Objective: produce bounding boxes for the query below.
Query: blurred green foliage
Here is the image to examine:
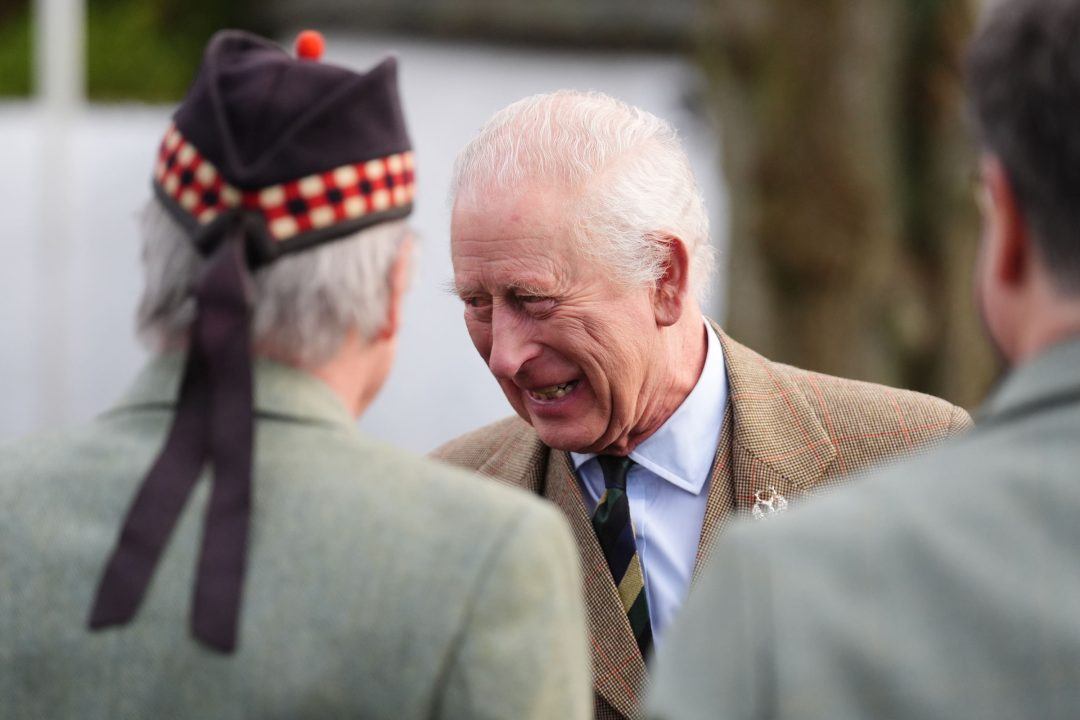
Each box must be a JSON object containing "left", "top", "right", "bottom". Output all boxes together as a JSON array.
[
  {"left": 87, "top": 0, "right": 256, "bottom": 101},
  {"left": 0, "top": 0, "right": 263, "bottom": 101},
  {"left": 0, "top": 1, "right": 32, "bottom": 97}
]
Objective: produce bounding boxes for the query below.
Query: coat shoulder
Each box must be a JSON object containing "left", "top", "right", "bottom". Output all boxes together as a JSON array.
[
  {"left": 776, "top": 360, "right": 973, "bottom": 447},
  {"left": 431, "top": 415, "right": 539, "bottom": 471}
]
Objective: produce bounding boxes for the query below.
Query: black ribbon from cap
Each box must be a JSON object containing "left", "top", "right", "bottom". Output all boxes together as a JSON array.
[{"left": 88, "top": 210, "right": 264, "bottom": 653}]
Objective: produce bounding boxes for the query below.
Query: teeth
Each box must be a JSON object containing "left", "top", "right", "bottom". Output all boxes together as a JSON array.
[{"left": 529, "top": 381, "right": 577, "bottom": 400}]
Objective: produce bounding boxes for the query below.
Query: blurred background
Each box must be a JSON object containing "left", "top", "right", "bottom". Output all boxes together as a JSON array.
[{"left": 0, "top": 0, "right": 995, "bottom": 453}]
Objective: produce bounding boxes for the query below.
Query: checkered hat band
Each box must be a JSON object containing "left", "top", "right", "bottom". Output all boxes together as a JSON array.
[{"left": 153, "top": 123, "right": 416, "bottom": 242}]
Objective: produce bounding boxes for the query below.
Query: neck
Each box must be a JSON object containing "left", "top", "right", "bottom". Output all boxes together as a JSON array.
[
  {"left": 1008, "top": 279, "right": 1080, "bottom": 366},
  {"left": 267, "top": 330, "right": 390, "bottom": 419},
  {"left": 1013, "top": 311, "right": 1080, "bottom": 366},
  {"left": 621, "top": 313, "right": 708, "bottom": 454}
]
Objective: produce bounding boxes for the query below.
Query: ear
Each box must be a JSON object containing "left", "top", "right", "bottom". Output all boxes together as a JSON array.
[
  {"left": 651, "top": 233, "right": 692, "bottom": 327},
  {"left": 375, "top": 235, "right": 414, "bottom": 341},
  {"left": 982, "top": 156, "right": 1030, "bottom": 288}
]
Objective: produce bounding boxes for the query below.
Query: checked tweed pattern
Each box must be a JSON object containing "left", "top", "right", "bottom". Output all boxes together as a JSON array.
[
  {"left": 592, "top": 456, "right": 652, "bottom": 658},
  {"left": 433, "top": 323, "right": 973, "bottom": 720}
]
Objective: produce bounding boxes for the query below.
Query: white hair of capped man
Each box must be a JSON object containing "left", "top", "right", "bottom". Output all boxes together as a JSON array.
[
  {"left": 136, "top": 198, "right": 408, "bottom": 368},
  {"left": 450, "top": 90, "right": 715, "bottom": 300}
]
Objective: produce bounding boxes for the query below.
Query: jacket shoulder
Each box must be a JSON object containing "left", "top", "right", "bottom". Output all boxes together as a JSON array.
[
  {"left": 776, "top": 361, "right": 973, "bottom": 447},
  {"left": 431, "top": 415, "right": 539, "bottom": 471}
]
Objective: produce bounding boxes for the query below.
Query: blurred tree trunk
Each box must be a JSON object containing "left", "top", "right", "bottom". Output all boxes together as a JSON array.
[{"left": 699, "top": 0, "right": 998, "bottom": 409}]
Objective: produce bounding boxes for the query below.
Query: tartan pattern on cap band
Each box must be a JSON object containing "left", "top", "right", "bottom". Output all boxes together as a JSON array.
[{"left": 153, "top": 123, "right": 416, "bottom": 242}]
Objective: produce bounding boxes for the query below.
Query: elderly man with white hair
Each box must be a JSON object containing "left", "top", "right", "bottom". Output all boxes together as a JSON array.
[
  {"left": 433, "top": 90, "right": 972, "bottom": 720},
  {"left": 0, "top": 32, "right": 590, "bottom": 719}
]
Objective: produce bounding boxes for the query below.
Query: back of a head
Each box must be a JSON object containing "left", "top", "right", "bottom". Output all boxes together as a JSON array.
[
  {"left": 451, "top": 91, "right": 715, "bottom": 300},
  {"left": 137, "top": 198, "right": 407, "bottom": 369},
  {"left": 86, "top": 29, "right": 418, "bottom": 655},
  {"left": 968, "top": 0, "right": 1080, "bottom": 293}
]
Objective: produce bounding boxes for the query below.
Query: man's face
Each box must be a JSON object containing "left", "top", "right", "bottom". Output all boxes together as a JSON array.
[{"left": 451, "top": 185, "right": 662, "bottom": 454}]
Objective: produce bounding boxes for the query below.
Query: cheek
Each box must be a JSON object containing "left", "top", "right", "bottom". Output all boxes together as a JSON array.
[
  {"left": 464, "top": 317, "right": 492, "bottom": 360},
  {"left": 560, "top": 321, "right": 635, "bottom": 389}
]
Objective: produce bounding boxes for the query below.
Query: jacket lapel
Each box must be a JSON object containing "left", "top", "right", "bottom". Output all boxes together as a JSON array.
[
  {"left": 544, "top": 450, "right": 645, "bottom": 720},
  {"left": 711, "top": 323, "right": 837, "bottom": 518},
  {"left": 474, "top": 418, "right": 549, "bottom": 494},
  {"left": 692, "top": 403, "right": 735, "bottom": 580},
  {"left": 467, "top": 325, "right": 836, "bottom": 719}
]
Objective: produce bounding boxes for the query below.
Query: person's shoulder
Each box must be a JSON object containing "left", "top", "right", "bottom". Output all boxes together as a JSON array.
[
  {"left": 655, "top": 416, "right": 1068, "bottom": 719},
  {"left": 651, "top": 434, "right": 986, "bottom": 719},
  {"left": 265, "top": 418, "right": 555, "bottom": 527},
  {"left": 715, "top": 325, "right": 972, "bottom": 444},
  {"left": 786, "top": 362, "right": 970, "bottom": 433},
  {"left": 336, "top": 432, "right": 579, "bottom": 616},
  {"left": 708, "top": 419, "right": 1036, "bottom": 644},
  {"left": 430, "top": 415, "right": 543, "bottom": 472},
  {"left": 723, "top": 425, "right": 989, "bottom": 568},
  {"left": 0, "top": 420, "right": 133, "bottom": 495}
]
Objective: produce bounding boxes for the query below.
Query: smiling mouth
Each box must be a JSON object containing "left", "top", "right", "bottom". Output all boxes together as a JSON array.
[{"left": 527, "top": 380, "right": 580, "bottom": 401}]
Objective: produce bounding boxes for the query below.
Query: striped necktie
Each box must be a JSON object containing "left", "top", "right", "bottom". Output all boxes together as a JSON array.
[{"left": 592, "top": 455, "right": 653, "bottom": 658}]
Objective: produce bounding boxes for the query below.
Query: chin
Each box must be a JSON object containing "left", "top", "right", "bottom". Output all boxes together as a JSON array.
[{"left": 530, "top": 420, "right": 598, "bottom": 454}]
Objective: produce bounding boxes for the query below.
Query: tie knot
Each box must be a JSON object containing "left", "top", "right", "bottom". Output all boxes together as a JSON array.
[{"left": 597, "top": 455, "right": 634, "bottom": 490}]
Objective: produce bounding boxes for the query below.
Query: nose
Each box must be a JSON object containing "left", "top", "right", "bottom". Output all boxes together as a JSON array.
[{"left": 487, "top": 304, "right": 541, "bottom": 380}]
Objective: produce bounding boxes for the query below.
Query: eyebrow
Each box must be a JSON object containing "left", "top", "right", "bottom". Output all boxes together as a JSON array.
[
  {"left": 447, "top": 279, "right": 555, "bottom": 299},
  {"left": 447, "top": 279, "right": 486, "bottom": 300},
  {"left": 506, "top": 281, "right": 553, "bottom": 297},
  {"left": 442, "top": 279, "right": 464, "bottom": 297}
]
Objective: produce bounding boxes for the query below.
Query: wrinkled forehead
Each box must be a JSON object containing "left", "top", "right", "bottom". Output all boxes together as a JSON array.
[{"left": 449, "top": 184, "right": 592, "bottom": 292}]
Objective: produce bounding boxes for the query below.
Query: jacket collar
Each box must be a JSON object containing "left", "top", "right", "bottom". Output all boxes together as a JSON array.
[
  {"left": 110, "top": 352, "right": 356, "bottom": 429},
  {"left": 545, "top": 451, "right": 647, "bottom": 719},
  {"left": 980, "top": 336, "right": 1080, "bottom": 423},
  {"left": 712, "top": 320, "right": 837, "bottom": 496},
  {"left": 569, "top": 319, "right": 727, "bottom": 496},
  {"left": 476, "top": 322, "right": 839, "bottom": 719}
]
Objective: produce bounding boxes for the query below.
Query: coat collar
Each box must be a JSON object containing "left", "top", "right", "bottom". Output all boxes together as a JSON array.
[
  {"left": 690, "top": 322, "right": 839, "bottom": 574},
  {"left": 479, "top": 321, "right": 838, "bottom": 719},
  {"left": 545, "top": 451, "right": 647, "bottom": 719},
  {"left": 711, "top": 320, "right": 837, "bottom": 502},
  {"left": 110, "top": 352, "right": 356, "bottom": 430},
  {"left": 980, "top": 336, "right": 1080, "bottom": 423},
  {"left": 469, "top": 419, "right": 645, "bottom": 717}
]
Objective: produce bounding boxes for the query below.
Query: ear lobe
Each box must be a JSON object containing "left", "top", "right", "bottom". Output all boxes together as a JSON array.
[
  {"left": 983, "top": 158, "right": 1029, "bottom": 287},
  {"left": 376, "top": 235, "right": 414, "bottom": 341},
  {"left": 652, "top": 233, "right": 691, "bottom": 327}
]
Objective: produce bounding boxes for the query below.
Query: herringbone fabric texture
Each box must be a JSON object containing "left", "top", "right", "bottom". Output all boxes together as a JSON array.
[
  {"left": 592, "top": 456, "right": 652, "bottom": 658},
  {"left": 433, "top": 323, "right": 973, "bottom": 720}
]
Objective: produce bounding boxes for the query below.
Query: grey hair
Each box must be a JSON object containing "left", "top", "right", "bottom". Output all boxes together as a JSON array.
[
  {"left": 450, "top": 90, "right": 714, "bottom": 300},
  {"left": 136, "top": 198, "right": 408, "bottom": 367}
]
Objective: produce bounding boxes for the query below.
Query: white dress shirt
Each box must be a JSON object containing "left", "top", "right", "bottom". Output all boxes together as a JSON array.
[{"left": 571, "top": 320, "right": 728, "bottom": 646}]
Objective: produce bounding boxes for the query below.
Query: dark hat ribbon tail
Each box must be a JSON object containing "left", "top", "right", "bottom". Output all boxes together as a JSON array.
[{"left": 89, "top": 218, "right": 256, "bottom": 653}]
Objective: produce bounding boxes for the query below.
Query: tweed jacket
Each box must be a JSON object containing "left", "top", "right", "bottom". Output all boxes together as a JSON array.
[
  {"left": 0, "top": 355, "right": 591, "bottom": 720},
  {"left": 647, "top": 337, "right": 1080, "bottom": 720},
  {"left": 432, "top": 324, "right": 972, "bottom": 720}
]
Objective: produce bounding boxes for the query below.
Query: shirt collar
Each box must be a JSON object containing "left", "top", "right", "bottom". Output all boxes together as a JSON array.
[
  {"left": 570, "top": 318, "right": 728, "bottom": 496},
  {"left": 979, "top": 336, "right": 1080, "bottom": 422}
]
